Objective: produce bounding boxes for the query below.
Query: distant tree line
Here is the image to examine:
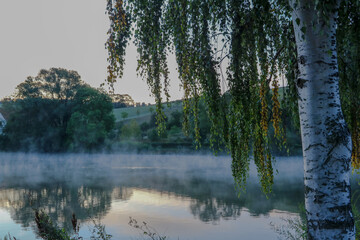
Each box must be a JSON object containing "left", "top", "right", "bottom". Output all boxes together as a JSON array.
[
  {"left": 0, "top": 68, "right": 115, "bottom": 152},
  {"left": 110, "top": 93, "right": 135, "bottom": 108},
  {"left": 0, "top": 68, "right": 301, "bottom": 154}
]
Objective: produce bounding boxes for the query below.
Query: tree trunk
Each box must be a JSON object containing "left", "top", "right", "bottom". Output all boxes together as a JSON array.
[{"left": 291, "top": 0, "right": 355, "bottom": 239}]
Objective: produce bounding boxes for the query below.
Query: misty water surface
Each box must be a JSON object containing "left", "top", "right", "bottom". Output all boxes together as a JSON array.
[{"left": 0, "top": 153, "right": 358, "bottom": 239}]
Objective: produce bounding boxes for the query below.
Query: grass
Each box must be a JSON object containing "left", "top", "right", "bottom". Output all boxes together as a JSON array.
[
  {"left": 113, "top": 101, "right": 182, "bottom": 122},
  {"left": 272, "top": 201, "right": 360, "bottom": 240}
]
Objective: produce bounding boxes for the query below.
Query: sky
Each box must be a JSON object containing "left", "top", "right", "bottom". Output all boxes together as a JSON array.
[{"left": 0, "top": 0, "right": 183, "bottom": 104}]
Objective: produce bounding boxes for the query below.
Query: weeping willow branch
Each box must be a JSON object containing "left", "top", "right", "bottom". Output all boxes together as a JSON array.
[{"left": 105, "top": 0, "right": 360, "bottom": 195}]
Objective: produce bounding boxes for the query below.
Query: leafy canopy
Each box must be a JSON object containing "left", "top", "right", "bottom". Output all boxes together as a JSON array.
[
  {"left": 16, "top": 68, "right": 83, "bottom": 101},
  {"left": 67, "top": 86, "right": 116, "bottom": 151},
  {"left": 106, "top": 0, "right": 360, "bottom": 193},
  {"left": 1, "top": 69, "right": 115, "bottom": 152}
]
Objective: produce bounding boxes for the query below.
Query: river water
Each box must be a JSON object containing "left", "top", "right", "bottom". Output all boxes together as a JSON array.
[{"left": 0, "top": 153, "right": 357, "bottom": 239}]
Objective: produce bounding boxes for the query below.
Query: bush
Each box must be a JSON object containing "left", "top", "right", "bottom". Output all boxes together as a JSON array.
[{"left": 121, "top": 120, "right": 141, "bottom": 140}]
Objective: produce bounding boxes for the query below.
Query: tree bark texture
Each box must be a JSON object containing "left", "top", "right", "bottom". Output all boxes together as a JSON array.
[{"left": 291, "top": 0, "right": 355, "bottom": 239}]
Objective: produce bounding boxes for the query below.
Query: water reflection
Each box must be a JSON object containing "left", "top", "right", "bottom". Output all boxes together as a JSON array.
[
  {"left": 0, "top": 177, "right": 304, "bottom": 229},
  {"left": 0, "top": 153, "right": 308, "bottom": 236},
  {"left": 0, "top": 185, "right": 120, "bottom": 232},
  {"left": 4, "top": 153, "right": 356, "bottom": 239}
]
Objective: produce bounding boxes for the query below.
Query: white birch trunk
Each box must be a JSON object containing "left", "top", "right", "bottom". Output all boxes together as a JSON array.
[{"left": 291, "top": 0, "right": 355, "bottom": 239}]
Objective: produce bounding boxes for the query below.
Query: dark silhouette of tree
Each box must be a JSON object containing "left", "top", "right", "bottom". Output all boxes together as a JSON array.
[
  {"left": 0, "top": 69, "right": 115, "bottom": 152},
  {"left": 16, "top": 68, "right": 84, "bottom": 101}
]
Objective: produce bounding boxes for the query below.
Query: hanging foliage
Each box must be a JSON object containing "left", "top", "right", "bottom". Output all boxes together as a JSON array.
[
  {"left": 106, "top": 0, "right": 360, "bottom": 194},
  {"left": 338, "top": 0, "right": 360, "bottom": 168},
  {"left": 105, "top": 0, "right": 131, "bottom": 90}
]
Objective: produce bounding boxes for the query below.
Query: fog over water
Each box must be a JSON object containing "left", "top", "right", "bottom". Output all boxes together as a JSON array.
[
  {"left": 0, "top": 153, "right": 357, "bottom": 239},
  {"left": 0, "top": 152, "right": 303, "bottom": 184}
]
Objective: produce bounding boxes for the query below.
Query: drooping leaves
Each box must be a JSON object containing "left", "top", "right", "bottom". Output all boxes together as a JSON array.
[
  {"left": 105, "top": 0, "right": 131, "bottom": 91},
  {"left": 106, "top": 0, "right": 360, "bottom": 194},
  {"left": 338, "top": 0, "right": 360, "bottom": 168}
]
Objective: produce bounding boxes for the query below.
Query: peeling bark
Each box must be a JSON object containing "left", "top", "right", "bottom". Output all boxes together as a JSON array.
[{"left": 291, "top": 0, "right": 355, "bottom": 239}]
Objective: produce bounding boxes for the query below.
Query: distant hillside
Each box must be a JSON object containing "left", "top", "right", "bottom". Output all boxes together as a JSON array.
[
  {"left": 110, "top": 94, "right": 302, "bottom": 155},
  {"left": 113, "top": 100, "right": 183, "bottom": 124}
]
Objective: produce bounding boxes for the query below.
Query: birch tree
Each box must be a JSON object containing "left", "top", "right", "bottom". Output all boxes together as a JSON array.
[
  {"left": 291, "top": 0, "right": 355, "bottom": 238},
  {"left": 105, "top": 0, "right": 360, "bottom": 238}
]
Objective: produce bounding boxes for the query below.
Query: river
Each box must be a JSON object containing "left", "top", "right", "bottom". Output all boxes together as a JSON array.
[{"left": 0, "top": 153, "right": 357, "bottom": 239}]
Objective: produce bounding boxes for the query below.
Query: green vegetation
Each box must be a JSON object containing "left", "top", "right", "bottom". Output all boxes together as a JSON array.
[
  {"left": 112, "top": 99, "right": 213, "bottom": 152},
  {"left": 106, "top": 1, "right": 359, "bottom": 236},
  {"left": 121, "top": 111, "right": 129, "bottom": 119},
  {"left": 111, "top": 96, "right": 301, "bottom": 154},
  {"left": 0, "top": 68, "right": 301, "bottom": 154},
  {"left": 66, "top": 87, "right": 115, "bottom": 151},
  {"left": 113, "top": 100, "right": 182, "bottom": 122},
  {"left": 129, "top": 217, "right": 168, "bottom": 240},
  {"left": 0, "top": 98, "right": 72, "bottom": 152},
  {"left": 34, "top": 210, "right": 112, "bottom": 240},
  {"left": 0, "top": 68, "right": 115, "bottom": 152}
]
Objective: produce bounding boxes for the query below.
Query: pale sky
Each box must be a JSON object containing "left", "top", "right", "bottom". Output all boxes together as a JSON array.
[{"left": 0, "top": 0, "right": 183, "bottom": 103}]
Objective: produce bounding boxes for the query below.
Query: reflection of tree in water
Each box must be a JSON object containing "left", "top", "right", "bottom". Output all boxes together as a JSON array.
[
  {"left": 0, "top": 168, "right": 306, "bottom": 228},
  {"left": 189, "top": 198, "right": 242, "bottom": 223},
  {"left": 0, "top": 183, "right": 133, "bottom": 233},
  {"left": 186, "top": 178, "right": 360, "bottom": 223},
  {"left": 0, "top": 154, "right": 337, "bottom": 228},
  {"left": 182, "top": 177, "right": 303, "bottom": 223},
  {"left": 116, "top": 171, "right": 304, "bottom": 223},
  {"left": 4, "top": 172, "right": 359, "bottom": 227}
]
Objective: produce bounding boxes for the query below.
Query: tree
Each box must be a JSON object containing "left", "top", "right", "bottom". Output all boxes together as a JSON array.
[
  {"left": 66, "top": 86, "right": 115, "bottom": 151},
  {"left": 120, "top": 120, "right": 141, "bottom": 140},
  {"left": 0, "top": 98, "right": 70, "bottom": 152},
  {"left": 16, "top": 68, "right": 84, "bottom": 101},
  {"left": 105, "top": 0, "right": 360, "bottom": 238},
  {"left": 168, "top": 110, "right": 182, "bottom": 130},
  {"left": 291, "top": 1, "right": 355, "bottom": 238},
  {"left": 1, "top": 69, "right": 115, "bottom": 152}
]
